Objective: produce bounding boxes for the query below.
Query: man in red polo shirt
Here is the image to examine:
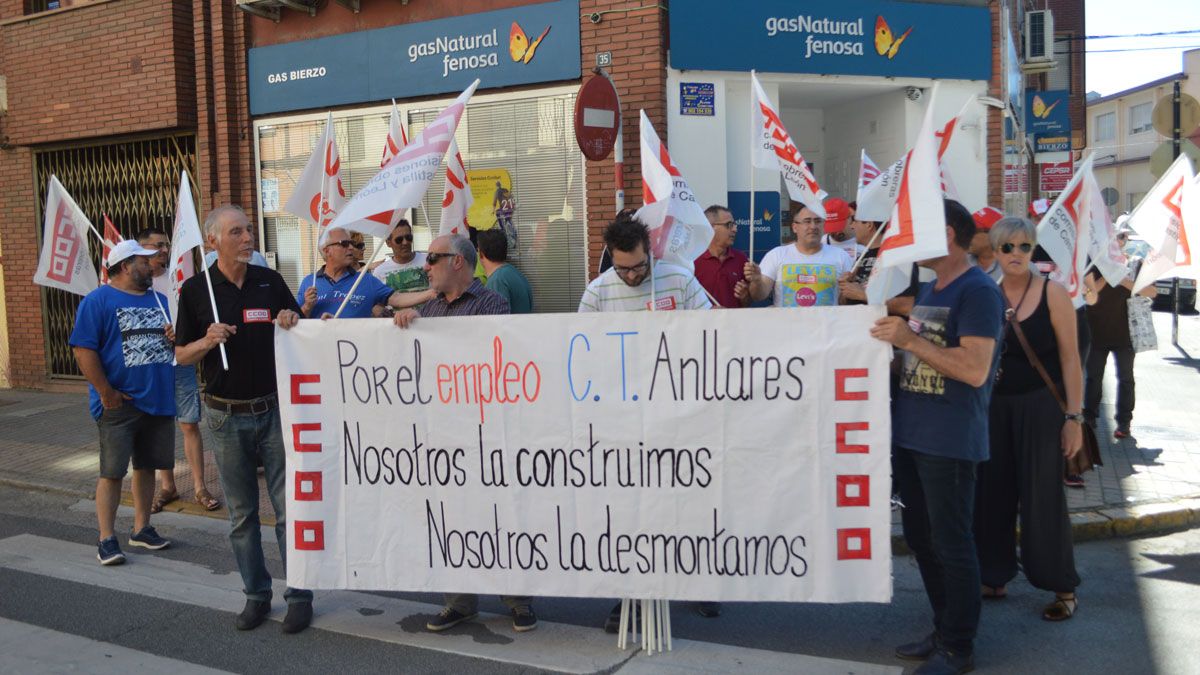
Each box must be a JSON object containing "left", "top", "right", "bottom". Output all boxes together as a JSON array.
[{"left": 693, "top": 205, "right": 750, "bottom": 308}]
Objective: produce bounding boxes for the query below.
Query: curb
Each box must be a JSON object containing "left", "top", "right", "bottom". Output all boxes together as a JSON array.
[{"left": 2, "top": 475, "right": 1195, "bottom": 553}]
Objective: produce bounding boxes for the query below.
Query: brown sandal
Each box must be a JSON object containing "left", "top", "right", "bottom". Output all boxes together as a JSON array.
[
  {"left": 1042, "top": 594, "right": 1077, "bottom": 621},
  {"left": 982, "top": 585, "right": 1008, "bottom": 599},
  {"left": 150, "top": 488, "right": 179, "bottom": 514},
  {"left": 193, "top": 489, "right": 221, "bottom": 511}
]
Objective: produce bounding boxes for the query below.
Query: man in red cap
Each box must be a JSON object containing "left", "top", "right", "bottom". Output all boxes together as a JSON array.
[
  {"left": 969, "top": 206, "right": 1004, "bottom": 282},
  {"left": 820, "top": 197, "right": 864, "bottom": 258}
]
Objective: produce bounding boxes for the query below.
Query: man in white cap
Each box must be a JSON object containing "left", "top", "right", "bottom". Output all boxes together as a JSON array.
[{"left": 69, "top": 240, "right": 177, "bottom": 566}]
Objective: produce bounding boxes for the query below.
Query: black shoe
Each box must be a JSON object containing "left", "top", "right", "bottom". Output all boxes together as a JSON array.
[
  {"left": 235, "top": 599, "right": 271, "bottom": 631},
  {"left": 511, "top": 606, "right": 538, "bottom": 632},
  {"left": 912, "top": 648, "right": 974, "bottom": 675},
  {"left": 281, "top": 601, "right": 313, "bottom": 634},
  {"left": 895, "top": 632, "right": 939, "bottom": 661},
  {"left": 426, "top": 607, "right": 477, "bottom": 632},
  {"left": 603, "top": 601, "right": 622, "bottom": 634},
  {"left": 695, "top": 601, "right": 722, "bottom": 618}
]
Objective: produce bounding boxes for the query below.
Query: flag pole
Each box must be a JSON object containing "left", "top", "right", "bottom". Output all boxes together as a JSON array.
[
  {"left": 749, "top": 71, "right": 757, "bottom": 261},
  {"left": 850, "top": 222, "right": 888, "bottom": 275},
  {"left": 200, "top": 260, "right": 230, "bottom": 371},
  {"left": 333, "top": 241, "right": 389, "bottom": 318}
]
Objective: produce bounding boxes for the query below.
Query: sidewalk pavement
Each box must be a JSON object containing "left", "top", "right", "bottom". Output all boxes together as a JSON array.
[{"left": 1, "top": 311, "right": 1198, "bottom": 546}]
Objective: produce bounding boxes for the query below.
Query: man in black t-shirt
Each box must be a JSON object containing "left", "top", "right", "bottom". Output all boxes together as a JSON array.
[
  {"left": 175, "top": 204, "right": 314, "bottom": 635},
  {"left": 837, "top": 211, "right": 919, "bottom": 315}
]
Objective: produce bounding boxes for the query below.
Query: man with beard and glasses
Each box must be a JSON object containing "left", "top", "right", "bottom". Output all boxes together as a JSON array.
[{"left": 70, "top": 240, "right": 177, "bottom": 566}]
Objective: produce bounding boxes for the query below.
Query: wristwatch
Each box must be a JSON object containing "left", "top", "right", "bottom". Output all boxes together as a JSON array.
[{"left": 1064, "top": 412, "right": 1084, "bottom": 423}]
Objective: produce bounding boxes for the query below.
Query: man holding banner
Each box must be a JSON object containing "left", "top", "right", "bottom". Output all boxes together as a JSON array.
[
  {"left": 70, "top": 240, "right": 176, "bottom": 566},
  {"left": 870, "top": 200, "right": 1004, "bottom": 675},
  {"left": 174, "top": 205, "right": 314, "bottom": 634}
]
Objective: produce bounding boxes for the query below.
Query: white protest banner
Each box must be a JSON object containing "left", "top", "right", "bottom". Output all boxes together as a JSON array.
[
  {"left": 859, "top": 150, "right": 881, "bottom": 189},
  {"left": 751, "top": 72, "right": 826, "bottom": 218},
  {"left": 98, "top": 214, "right": 123, "bottom": 286},
  {"left": 277, "top": 307, "right": 892, "bottom": 603},
  {"left": 167, "top": 171, "right": 203, "bottom": 329},
  {"left": 1131, "top": 154, "right": 1195, "bottom": 292},
  {"left": 330, "top": 79, "right": 480, "bottom": 240},
  {"left": 1036, "top": 155, "right": 1094, "bottom": 307},
  {"left": 437, "top": 136, "right": 472, "bottom": 237},
  {"left": 34, "top": 175, "right": 99, "bottom": 297},
  {"left": 1086, "top": 175, "right": 1129, "bottom": 287},
  {"left": 380, "top": 99, "right": 409, "bottom": 168},
  {"left": 636, "top": 111, "right": 713, "bottom": 269},
  {"left": 284, "top": 111, "right": 346, "bottom": 235}
]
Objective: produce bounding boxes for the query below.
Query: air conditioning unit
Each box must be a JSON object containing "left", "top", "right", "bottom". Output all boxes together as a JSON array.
[{"left": 1025, "top": 10, "right": 1054, "bottom": 63}]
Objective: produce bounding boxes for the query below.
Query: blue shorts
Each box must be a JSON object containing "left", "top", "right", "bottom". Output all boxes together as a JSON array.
[{"left": 175, "top": 366, "right": 201, "bottom": 424}]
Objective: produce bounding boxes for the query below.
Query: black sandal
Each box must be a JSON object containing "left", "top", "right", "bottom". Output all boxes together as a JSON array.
[{"left": 1042, "top": 594, "right": 1077, "bottom": 621}]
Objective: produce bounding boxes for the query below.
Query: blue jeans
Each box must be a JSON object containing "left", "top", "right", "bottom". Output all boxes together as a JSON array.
[
  {"left": 207, "top": 404, "right": 312, "bottom": 605},
  {"left": 893, "top": 446, "right": 980, "bottom": 654}
]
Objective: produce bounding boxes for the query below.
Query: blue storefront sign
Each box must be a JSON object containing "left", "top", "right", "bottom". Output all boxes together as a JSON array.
[
  {"left": 728, "top": 191, "right": 781, "bottom": 264},
  {"left": 248, "top": 0, "right": 581, "bottom": 115},
  {"left": 1025, "top": 89, "right": 1071, "bottom": 136},
  {"left": 670, "top": 0, "right": 990, "bottom": 81},
  {"left": 680, "top": 82, "right": 715, "bottom": 116},
  {"left": 1034, "top": 134, "right": 1070, "bottom": 154}
]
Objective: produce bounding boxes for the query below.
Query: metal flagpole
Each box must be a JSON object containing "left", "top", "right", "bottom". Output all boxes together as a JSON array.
[
  {"left": 200, "top": 258, "right": 230, "bottom": 371},
  {"left": 749, "top": 71, "right": 757, "bottom": 261},
  {"left": 332, "top": 242, "right": 389, "bottom": 319}
]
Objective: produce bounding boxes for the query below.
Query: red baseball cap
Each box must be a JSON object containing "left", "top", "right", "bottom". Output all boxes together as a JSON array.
[
  {"left": 823, "top": 197, "right": 851, "bottom": 234},
  {"left": 972, "top": 206, "right": 1004, "bottom": 232}
]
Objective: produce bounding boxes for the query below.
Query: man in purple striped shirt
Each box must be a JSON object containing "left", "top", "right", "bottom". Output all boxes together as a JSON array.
[{"left": 391, "top": 234, "right": 534, "bottom": 633}]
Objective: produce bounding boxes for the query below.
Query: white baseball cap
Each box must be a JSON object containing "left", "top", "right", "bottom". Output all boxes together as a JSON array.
[{"left": 106, "top": 239, "right": 158, "bottom": 269}]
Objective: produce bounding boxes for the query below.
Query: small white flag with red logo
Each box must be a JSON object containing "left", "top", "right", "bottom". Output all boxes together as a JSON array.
[
  {"left": 1035, "top": 155, "right": 1095, "bottom": 307},
  {"left": 1131, "top": 154, "right": 1196, "bottom": 293},
  {"left": 866, "top": 87, "right": 947, "bottom": 305},
  {"left": 330, "top": 79, "right": 480, "bottom": 240},
  {"left": 635, "top": 110, "right": 712, "bottom": 269},
  {"left": 167, "top": 171, "right": 203, "bottom": 328},
  {"left": 98, "top": 213, "right": 124, "bottom": 285},
  {"left": 34, "top": 176, "right": 99, "bottom": 297},
  {"left": 438, "top": 136, "right": 473, "bottom": 237},
  {"left": 858, "top": 150, "right": 881, "bottom": 190},
  {"left": 751, "top": 72, "right": 826, "bottom": 218},
  {"left": 1086, "top": 174, "right": 1129, "bottom": 287},
  {"left": 283, "top": 111, "right": 346, "bottom": 238},
  {"left": 380, "top": 99, "right": 409, "bottom": 169},
  {"left": 856, "top": 100, "right": 969, "bottom": 222}
]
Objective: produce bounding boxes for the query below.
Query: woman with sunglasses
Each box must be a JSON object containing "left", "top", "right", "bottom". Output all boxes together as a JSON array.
[{"left": 973, "top": 216, "right": 1083, "bottom": 622}]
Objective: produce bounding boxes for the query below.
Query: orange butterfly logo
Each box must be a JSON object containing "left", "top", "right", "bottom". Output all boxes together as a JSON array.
[
  {"left": 1031, "top": 94, "right": 1061, "bottom": 119},
  {"left": 874, "top": 16, "right": 912, "bottom": 59},
  {"left": 509, "top": 21, "right": 551, "bottom": 64}
]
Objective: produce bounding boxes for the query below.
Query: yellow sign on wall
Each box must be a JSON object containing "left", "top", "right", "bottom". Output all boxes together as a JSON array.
[{"left": 466, "top": 168, "right": 512, "bottom": 230}]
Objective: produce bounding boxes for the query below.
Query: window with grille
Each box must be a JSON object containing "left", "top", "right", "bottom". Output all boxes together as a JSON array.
[
  {"left": 1094, "top": 112, "right": 1115, "bottom": 142},
  {"left": 1129, "top": 102, "right": 1153, "bottom": 135},
  {"left": 256, "top": 91, "right": 589, "bottom": 313},
  {"left": 26, "top": 0, "right": 62, "bottom": 13}
]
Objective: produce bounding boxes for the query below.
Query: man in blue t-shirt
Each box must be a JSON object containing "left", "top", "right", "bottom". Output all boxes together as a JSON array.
[
  {"left": 69, "top": 240, "right": 178, "bottom": 566},
  {"left": 297, "top": 227, "right": 433, "bottom": 318},
  {"left": 870, "top": 200, "right": 1004, "bottom": 675}
]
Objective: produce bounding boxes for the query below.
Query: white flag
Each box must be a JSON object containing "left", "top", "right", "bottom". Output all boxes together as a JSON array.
[
  {"left": 866, "top": 87, "right": 947, "bottom": 305},
  {"left": 1035, "top": 155, "right": 1094, "bottom": 307},
  {"left": 1131, "top": 154, "right": 1195, "bottom": 292},
  {"left": 1086, "top": 175, "right": 1129, "bottom": 287},
  {"left": 438, "top": 136, "right": 473, "bottom": 237},
  {"left": 380, "top": 99, "right": 409, "bottom": 168},
  {"left": 283, "top": 111, "right": 346, "bottom": 236},
  {"left": 635, "top": 111, "right": 713, "bottom": 269},
  {"left": 34, "top": 175, "right": 99, "bottom": 297},
  {"left": 167, "top": 171, "right": 203, "bottom": 328},
  {"left": 857, "top": 100, "right": 969, "bottom": 222},
  {"left": 750, "top": 72, "right": 826, "bottom": 218},
  {"left": 330, "top": 80, "right": 480, "bottom": 240},
  {"left": 1177, "top": 173, "right": 1200, "bottom": 280}
]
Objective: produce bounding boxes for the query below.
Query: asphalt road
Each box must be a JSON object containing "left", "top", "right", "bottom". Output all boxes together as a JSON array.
[{"left": 0, "top": 484, "right": 1196, "bottom": 674}]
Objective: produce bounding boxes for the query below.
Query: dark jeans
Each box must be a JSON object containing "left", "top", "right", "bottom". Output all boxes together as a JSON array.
[
  {"left": 893, "top": 446, "right": 981, "bottom": 654},
  {"left": 975, "top": 387, "right": 1080, "bottom": 593},
  {"left": 1084, "top": 345, "right": 1135, "bottom": 429}
]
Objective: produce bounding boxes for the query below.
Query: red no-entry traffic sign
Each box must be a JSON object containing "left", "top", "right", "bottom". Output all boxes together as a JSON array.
[{"left": 574, "top": 73, "right": 621, "bottom": 161}]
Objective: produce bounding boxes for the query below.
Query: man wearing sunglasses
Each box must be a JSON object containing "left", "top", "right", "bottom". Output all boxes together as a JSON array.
[
  {"left": 297, "top": 227, "right": 432, "bottom": 319},
  {"left": 371, "top": 220, "right": 430, "bottom": 298}
]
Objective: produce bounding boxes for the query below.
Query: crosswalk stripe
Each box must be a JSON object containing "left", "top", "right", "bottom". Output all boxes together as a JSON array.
[
  {"left": 0, "top": 534, "right": 898, "bottom": 674},
  {"left": 0, "top": 616, "right": 233, "bottom": 675}
]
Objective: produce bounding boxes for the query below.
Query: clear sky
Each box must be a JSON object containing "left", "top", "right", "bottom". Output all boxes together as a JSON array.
[{"left": 1085, "top": 0, "right": 1199, "bottom": 96}]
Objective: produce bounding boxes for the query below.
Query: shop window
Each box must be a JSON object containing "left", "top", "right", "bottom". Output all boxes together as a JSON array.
[
  {"left": 1094, "top": 112, "right": 1115, "bottom": 142},
  {"left": 1129, "top": 102, "right": 1153, "bottom": 135},
  {"left": 26, "top": 0, "right": 62, "bottom": 13},
  {"left": 256, "top": 91, "right": 588, "bottom": 313}
]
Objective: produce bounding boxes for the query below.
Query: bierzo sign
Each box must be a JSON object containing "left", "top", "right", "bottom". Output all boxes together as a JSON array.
[{"left": 277, "top": 307, "right": 892, "bottom": 602}]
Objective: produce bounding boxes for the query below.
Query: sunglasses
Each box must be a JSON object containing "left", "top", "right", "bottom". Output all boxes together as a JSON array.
[
  {"left": 999, "top": 242, "right": 1034, "bottom": 254},
  {"left": 390, "top": 234, "right": 414, "bottom": 243},
  {"left": 425, "top": 251, "right": 458, "bottom": 265},
  {"left": 328, "top": 239, "right": 365, "bottom": 250}
]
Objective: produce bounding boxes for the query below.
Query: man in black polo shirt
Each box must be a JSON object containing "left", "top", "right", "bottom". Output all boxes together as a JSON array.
[{"left": 175, "top": 204, "right": 313, "bottom": 634}]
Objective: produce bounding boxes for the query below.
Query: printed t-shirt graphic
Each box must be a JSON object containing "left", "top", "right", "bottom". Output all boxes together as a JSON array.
[
  {"left": 118, "top": 307, "right": 175, "bottom": 367},
  {"left": 899, "top": 306, "right": 950, "bottom": 396},
  {"left": 780, "top": 263, "right": 838, "bottom": 307}
]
